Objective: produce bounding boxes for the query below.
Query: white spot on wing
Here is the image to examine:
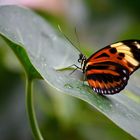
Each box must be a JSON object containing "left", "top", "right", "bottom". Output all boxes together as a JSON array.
[
  {"left": 125, "top": 54, "right": 139, "bottom": 66},
  {"left": 101, "top": 90, "right": 104, "bottom": 94},
  {"left": 108, "top": 91, "right": 111, "bottom": 94},
  {"left": 117, "top": 49, "right": 133, "bottom": 56},
  {"left": 123, "top": 69, "right": 127, "bottom": 74},
  {"left": 134, "top": 41, "right": 140, "bottom": 49},
  {"left": 111, "top": 42, "right": 123, "bottom": 48},
  {"left": 123, "top": 77, "right": 127, "bottom": 81},
  {"left": 117, "top": 45, "right": 131, "bottom": 51},
  {"left": 96, "top": 89, "right": 98, "bottom": 93}
]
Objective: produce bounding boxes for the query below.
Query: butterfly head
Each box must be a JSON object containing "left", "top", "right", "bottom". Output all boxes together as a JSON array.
[{"left": 78, "top": 53, "right": 86, "bottom": 72}]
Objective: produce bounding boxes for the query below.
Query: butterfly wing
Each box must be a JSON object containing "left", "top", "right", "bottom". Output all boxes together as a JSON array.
[{"left": 84, "top": 40, "right": 140, "bottom": 95}]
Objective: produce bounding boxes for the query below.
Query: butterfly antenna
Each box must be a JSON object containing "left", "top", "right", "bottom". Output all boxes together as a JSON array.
[
  {"left": 74, "top": 27, "right": 81, "bottom": 50},
  {"left": 58, "top": 25, "right": 82, "bottom": 53}
]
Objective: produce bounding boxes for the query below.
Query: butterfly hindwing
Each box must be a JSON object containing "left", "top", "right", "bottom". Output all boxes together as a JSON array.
[
  {"left": 84, "top": 40, "right": 140, "bottom": 95},
  {"left": 86, "top": 61, "right": 129, "bottom": 94}
]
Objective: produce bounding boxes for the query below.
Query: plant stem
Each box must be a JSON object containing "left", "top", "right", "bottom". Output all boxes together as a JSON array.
[{"left": 26, "top": 76, "right": 44, "bottom": 140}]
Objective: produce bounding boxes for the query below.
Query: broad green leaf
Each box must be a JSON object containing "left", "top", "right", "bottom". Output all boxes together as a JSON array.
[{"left": 0, "top": 5, "right": 140, "bottom": 139}]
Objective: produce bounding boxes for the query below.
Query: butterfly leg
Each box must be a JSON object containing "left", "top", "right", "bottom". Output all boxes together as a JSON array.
[{"left": 66, "top": 64, "right": 82, "bottom": 75}]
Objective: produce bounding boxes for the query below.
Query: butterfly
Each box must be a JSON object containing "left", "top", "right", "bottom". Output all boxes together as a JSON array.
[{"left": 77, "top": 40, "right": 140, "bottom": 95}]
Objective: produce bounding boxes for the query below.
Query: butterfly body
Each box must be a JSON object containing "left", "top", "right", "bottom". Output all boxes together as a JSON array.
[{"left": 79, "top": 40, "right": 140, "bottom": 95}]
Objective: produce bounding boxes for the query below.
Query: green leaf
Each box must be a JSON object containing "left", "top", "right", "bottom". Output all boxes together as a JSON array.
[{"left": 0, "top": 5, "right": 140, "bottom": 139}]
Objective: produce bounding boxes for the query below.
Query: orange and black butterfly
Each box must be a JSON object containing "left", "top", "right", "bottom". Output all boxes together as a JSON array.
[{"left": 77, "top": 40, "right": 140, "bottom": 95}]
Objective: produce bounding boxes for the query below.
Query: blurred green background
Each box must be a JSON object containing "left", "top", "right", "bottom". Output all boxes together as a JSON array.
[{"left": 0, "top": 0, "right": 140, "bottom": 139}]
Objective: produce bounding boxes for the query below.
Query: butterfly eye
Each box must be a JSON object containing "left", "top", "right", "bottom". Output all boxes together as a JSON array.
[
  {"left": 78, "top": 59, "right": 81, "bottom": 63},
  {"left": 78, "top": 58, "right": 81, "bottom": 63},
  {"left": 78, "top": 53, "right": 83, "bottom": 63}
]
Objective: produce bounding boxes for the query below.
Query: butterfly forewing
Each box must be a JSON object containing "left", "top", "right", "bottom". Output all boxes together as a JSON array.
[{"left": 84, "top": 40, "right": 140, "bottom": 95}]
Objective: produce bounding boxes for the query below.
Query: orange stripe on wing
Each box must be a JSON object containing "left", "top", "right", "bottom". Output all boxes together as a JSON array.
[
  {"left": 103, "top": 80, "right": 121, "bottom": 89},
  {"left": 88, "top": 79, "right": 96, "bottom": 88},
  {"left": 86, "top": 69, "right": 120, "bottom": 76}
]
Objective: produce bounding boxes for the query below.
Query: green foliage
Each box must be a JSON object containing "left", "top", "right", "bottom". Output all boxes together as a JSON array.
[{"left": 0, "top": 5, "right": 139, "bottom": 140}]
